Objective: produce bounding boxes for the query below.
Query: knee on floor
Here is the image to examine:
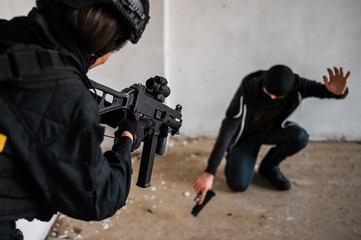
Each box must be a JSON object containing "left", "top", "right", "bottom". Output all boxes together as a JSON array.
[{"left": 227, "top": 181, "right": 250, "bottom": 192}]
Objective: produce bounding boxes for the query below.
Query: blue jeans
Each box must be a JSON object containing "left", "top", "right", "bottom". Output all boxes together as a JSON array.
[{"left": 225, "top": 122, "right": 309, "bottom": 192}]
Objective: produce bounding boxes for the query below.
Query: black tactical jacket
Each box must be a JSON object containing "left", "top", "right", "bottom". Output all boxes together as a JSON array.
[
  {"left": 0, "top": 9, "right": 133, "bottom": 221},
  {"left": 205, "top": 70, "right": 349, "bottom": 175}
]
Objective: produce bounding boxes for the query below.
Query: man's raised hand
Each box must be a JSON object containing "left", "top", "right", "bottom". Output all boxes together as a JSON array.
[{"left": 323, "top": 67, "right": 350, "bottom": 95}]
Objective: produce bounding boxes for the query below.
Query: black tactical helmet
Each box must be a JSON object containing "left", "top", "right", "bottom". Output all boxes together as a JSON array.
[{"left": 36, "top": 0, "right": 150, "bottom": 43}]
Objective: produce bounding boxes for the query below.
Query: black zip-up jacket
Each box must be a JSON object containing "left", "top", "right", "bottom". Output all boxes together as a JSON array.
[
  {"left": 0, "top": 9, "right": 133, "bottom": 221},
  {"left": 205, "top": 70, "right": 349, "bottom": 175}
]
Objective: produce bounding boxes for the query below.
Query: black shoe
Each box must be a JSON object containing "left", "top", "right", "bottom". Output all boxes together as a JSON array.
[{"left": 258, "top": 166, "right": 291, "bottom": 191}]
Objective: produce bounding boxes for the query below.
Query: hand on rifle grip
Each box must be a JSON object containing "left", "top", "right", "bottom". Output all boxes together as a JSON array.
[{"left": 115, "top": 118, "right": 152, "bottom": 152}]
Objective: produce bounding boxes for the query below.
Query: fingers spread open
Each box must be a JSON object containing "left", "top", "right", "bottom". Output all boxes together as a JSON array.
[
  {"left": 323, "top": 75, "right": 329, "bottom": 85},
  {"left": 340, "top": 67, "right": 344, "bottom": 77},
  {"left": 327, "top": 68, "right": 334, "bottom": 78}
]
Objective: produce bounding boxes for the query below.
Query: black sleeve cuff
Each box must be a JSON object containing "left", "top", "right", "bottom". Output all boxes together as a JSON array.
[
  {"left": 205, "top": 163, "right": 218, "bottom": 176},
  {"left": 334, "top": 87, "right": 349, "bottom": 99},
  {"left": 111, "top": 136, "right": 132, "bottom": 154},
  {"left": 104, "top": 137, "right": 132, "bottom": 165}
]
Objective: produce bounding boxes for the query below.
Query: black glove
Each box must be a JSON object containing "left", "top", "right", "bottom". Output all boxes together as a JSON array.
[{"left": 114, "top": 117, "right": 152, "bottom": 151}]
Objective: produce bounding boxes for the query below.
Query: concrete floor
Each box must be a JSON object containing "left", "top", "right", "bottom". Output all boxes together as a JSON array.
[{"left": 47, "top": 137, "right": 361, "bottom": 240}]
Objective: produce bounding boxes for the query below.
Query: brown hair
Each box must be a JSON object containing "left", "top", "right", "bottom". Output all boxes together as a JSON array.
[{"left": 66, "top": 4, "right": 129, "bottom": 64}]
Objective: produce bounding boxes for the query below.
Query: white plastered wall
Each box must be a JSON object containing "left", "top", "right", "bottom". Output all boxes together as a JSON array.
[{"left": 164, "top": 0, "right": 361, "bottom": 140}]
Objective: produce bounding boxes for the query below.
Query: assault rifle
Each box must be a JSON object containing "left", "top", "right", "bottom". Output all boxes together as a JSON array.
[{"left": 90, "top": 76, "right": 182, "bottom": 188}]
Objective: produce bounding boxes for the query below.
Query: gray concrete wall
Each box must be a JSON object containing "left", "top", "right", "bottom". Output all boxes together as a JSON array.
[{"left": 165, "top": 0, "right": 361, "bottom": 140}]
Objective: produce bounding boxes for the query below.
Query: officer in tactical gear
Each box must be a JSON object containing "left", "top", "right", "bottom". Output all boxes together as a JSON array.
[{"left": 0, "top": 0, "right": 150, "bottom": 239}]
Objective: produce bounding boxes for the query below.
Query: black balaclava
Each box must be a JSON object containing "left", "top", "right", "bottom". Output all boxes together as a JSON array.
[{"left": 263, "top": 65, "right": 295, "bottom": 96}]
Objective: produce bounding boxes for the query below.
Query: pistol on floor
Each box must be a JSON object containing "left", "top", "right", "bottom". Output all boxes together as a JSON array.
[{"left": 191, "top": 190, "right": 216, "bottom": 217}]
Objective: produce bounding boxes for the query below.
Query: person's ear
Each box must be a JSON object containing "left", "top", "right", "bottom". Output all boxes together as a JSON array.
[{"left": 88, "top": 51, "right": 113, "bottom": 70}]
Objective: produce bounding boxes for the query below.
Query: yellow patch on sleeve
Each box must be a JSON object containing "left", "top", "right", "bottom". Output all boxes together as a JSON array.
[{"left": 0, "top": 134, "right": 7, "bottom": 153}]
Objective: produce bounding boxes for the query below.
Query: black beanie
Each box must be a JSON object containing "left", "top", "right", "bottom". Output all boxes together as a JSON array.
[{"left": 264, "top": 65, "right": 295, "bottom": 96}]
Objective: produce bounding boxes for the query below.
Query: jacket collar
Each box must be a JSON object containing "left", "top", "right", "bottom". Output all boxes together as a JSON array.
[{"left": 27, "top": 8, "right": 92, "bottom": 87}]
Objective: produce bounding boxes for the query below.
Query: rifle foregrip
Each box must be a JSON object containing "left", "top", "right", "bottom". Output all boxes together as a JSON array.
[{"left": 156, "top": 137, "right": 167, "bottom": 155}]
